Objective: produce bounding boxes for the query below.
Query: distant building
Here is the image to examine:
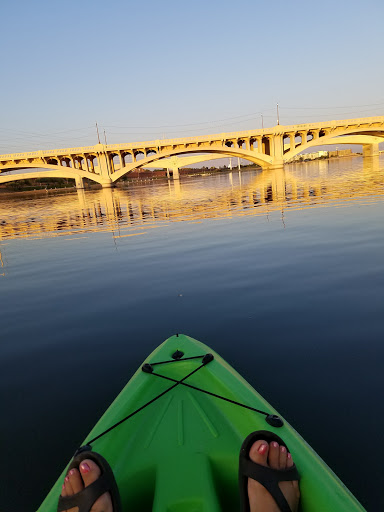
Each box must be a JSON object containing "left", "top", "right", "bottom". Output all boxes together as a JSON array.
[{"left": 290, "top": 149, "right": 352, "bottom": 162}]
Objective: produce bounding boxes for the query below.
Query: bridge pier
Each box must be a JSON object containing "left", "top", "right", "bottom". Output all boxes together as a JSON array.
[
  {"left": 269, "top": 161, "right": 284, "bottom": 170},
  {"left": 166, "top": 167, "right": 179, "bottom": 179},
  {"left": 101, "top": 180, "right": 115, "bottom": 188},
  {"left": 269, "top": 134, "right": 285, "bottom": 170},
  {"left": 363, "top": 143, "right": 380, "bottom": 158},
  {"left": 75, "top": 176, "right": 85, "bottom": 189}
]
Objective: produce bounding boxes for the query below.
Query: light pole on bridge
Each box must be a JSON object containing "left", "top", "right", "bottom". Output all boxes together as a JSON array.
[{"left": 95, "top": 122, "right": 101, "bottom": 144}]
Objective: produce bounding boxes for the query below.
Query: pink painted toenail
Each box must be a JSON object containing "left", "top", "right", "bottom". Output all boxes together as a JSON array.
[
  {"left": 65, "top": 476, "right": 69, "bottom": 482},
  {"left": 280, "top": 446, "right": 286, "bottom": 453},
  {"left": 287, "top": 453, "right": 292, "bottom": 459},
  {"left": 272, "top": 442, "right": 278, "bottom": 448},
  {"left": 80, "top": 462, "right": 91, "bottom": 473},
  {"left": 258, "top": 443, "right": 267, "bottom": 454},
  {"left": 62, "top": 484, "right": 65, "bottom": 490},
  {"left": 69, "top": 469, "right": 75, "bottom": 475}
]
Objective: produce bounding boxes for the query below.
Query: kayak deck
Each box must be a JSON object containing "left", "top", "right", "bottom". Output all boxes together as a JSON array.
[{"left": 38, "top": 334, "right": 365, "bottom": 512}]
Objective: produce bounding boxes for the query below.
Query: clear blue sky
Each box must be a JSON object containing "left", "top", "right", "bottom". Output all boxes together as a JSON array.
[{"left": 2, "top": 0, "right": 384, "bottom": 152}]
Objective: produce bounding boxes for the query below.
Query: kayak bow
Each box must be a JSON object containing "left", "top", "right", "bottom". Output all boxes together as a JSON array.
[{"left": 38, "top": 334, "right": 365, "bottom": 512}]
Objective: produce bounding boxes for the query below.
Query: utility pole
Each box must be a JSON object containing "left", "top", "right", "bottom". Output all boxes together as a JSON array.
[
  {"left": 104, "top": 130, "right": 111, "bottom": 176},
  {"left": 261, "top": 114, "right": 264, "bottom": 129},
  {"left": 277, "top": 103, "right": 280, "bottom": 125},
  {"left": 95, "top": 122, "right": 101, "bottom": 144}
]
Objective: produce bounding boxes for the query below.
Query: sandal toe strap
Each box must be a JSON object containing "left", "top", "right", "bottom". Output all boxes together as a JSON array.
[
  {"left": 240, "top": 459, "right": 299, "bottom": 512},
  {"left": 57, "top": 473, "right": 110, "bottom": 512}
]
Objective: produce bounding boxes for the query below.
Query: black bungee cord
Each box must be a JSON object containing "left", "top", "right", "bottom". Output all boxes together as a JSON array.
[{"left": 77, "top": 351, "right": 283, "bottom": 456}]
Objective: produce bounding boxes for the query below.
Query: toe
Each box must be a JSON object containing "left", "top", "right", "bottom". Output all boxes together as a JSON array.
[
  {"left": 268, "top": 441, "right": 280, "bottom": 469},
  {"left": 286, "top": 452, "right": 294, "bottom": 469},
  {"left": 79, "top": 458, "right": 113, "bottom": 512},
  {"left": 249, "top": 440, "right": 269, "bottom": 466},
  {"left": 61, "top": 483, "right": 67, "bottom": 497},
  {"left": 64, "top": 474, "right": 73, "bottom": 495},
  {"left": 68, "top": 468, "right": 84, "bottom": 494},
  {"left": 79, "top": 459, "right": 101, "bottom": 486},
  {"left": 279, "top": 445, "right": 287, "bottom": 470}
]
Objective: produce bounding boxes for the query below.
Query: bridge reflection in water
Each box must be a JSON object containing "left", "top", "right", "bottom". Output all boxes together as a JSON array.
[{"left": 0, "top": 155, "right": 383, "bottom": 242}]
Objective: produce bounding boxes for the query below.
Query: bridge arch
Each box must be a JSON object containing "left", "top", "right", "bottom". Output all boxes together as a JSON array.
[
  {"left": 284, "top": 126, "right": 384, "bottom": 161},
  {"left": 111, "top": 146, "right": 273, "bottom": 182},
  {"left": 0, "top": 164, "right": 106, "bottom": 186}
]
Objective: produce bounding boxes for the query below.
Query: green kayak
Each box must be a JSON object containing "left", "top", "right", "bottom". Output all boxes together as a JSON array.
[{"left": 38, "top": 334, "right": 365, "bottom": 512}]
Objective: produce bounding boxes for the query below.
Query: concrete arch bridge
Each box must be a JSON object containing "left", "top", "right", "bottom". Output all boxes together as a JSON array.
[{"left": 0, "top": 115, "right": 383, "bottom": 189}]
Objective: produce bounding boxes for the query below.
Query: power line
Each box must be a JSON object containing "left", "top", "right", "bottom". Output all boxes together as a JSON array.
[
  {"left": 281, "top": 100, "right": 384, "bottom": 110},
  {"left": 102, "top": 109, "right": 276, "bottom": 130},
  {"left": 0, "top": 126, "right": 94, "bottom": 137},
  {"left": 279, "top": 106, "right": 384, "bottom": 119}
]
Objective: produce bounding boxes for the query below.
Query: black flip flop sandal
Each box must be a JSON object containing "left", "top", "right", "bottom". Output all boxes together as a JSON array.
[
  {"left": 239, "top": 430, "right": 300, "bottom": 512},
  {"left": 57, "top": 447, "right": 122, "bottom": 512}
]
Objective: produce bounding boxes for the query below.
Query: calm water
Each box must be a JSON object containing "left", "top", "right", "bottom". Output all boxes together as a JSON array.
[{"left": 1, "top": 156, "right": 384, "bottom": 511}]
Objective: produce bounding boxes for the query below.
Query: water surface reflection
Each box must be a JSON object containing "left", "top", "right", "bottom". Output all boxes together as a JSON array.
[{"left": 0, "top": 156, "right": 383, "bottom": 242}]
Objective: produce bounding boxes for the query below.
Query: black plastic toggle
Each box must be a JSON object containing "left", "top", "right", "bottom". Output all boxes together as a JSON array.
[
  {"left": 266, "top": 414, "right": 284, "bottom": 428},
  {"left": 202, "top": 353, "right": 214, "bottom": 365},
  {"left": 142, "top": 363, "right": 154, "bottom": 373},
  {"left": 172, "top": 350, "right": 184, "bottom": 360},
  {"left": 74, "top": 444, "right": 92, "bottom": 457}
]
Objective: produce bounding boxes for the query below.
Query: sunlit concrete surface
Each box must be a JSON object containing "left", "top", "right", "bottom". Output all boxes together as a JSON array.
[{"left": 0, "top": 116, "right": 383, "bottom": 189}]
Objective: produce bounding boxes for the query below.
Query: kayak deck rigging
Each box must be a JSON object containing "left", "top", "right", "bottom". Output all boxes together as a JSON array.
[{"left": 86, "top": 350, "right": 283, "bottom": 449}]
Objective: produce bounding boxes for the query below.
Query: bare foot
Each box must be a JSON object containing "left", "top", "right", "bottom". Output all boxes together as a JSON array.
[
  {"left": 248, "top": 440, "right": 300, "bottom": 512},
  {"left": 61, "top": 458, "right": 113, "bottom": 512}
]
